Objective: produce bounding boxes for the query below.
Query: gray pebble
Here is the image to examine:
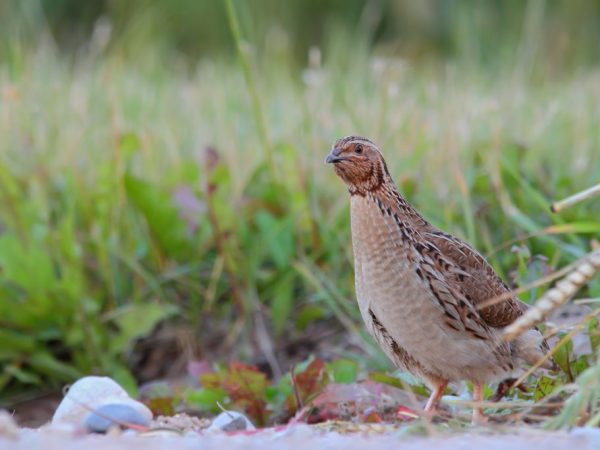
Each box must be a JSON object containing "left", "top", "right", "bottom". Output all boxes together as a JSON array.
[
  {"left": 84, "top": 403, "right": 150, "bottom": 434},
  {"left": 208, "top": 411, "right": 255, "bottom": 432}
]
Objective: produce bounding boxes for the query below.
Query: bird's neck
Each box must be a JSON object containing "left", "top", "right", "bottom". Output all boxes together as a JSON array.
[{"left": 359, "top": 180, "right": 431, "bottom": 230}]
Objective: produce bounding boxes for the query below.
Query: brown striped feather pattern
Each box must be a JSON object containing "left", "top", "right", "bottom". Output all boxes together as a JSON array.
[{"left": 327, "top": 136, "right": 554, "bottom": 389}]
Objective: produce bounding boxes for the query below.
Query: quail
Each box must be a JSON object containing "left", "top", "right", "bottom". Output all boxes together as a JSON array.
[{"left": 326, "top": 136, "right": 554, "bottom": 422}]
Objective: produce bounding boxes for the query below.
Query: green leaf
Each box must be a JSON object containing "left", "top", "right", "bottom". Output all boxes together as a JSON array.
[
  {"left": 572, "top": 355, "right": 590, "bottom": 377},
  {"left": 107, "top": 302, "right": 179, "bottom": 354},
  {"left": 146, "top": 397, "right": 176, "bottom": 416},
  {"left": 368, "top": 371, "right": 430, "bottom": 396},
  {"left": 0, "top": 234, "right": 56, "bottom": 301},
  {"left": 0, "top": 329, "right": 37, "bottom": 358},
  {"left": 186, "top": 387, "right": 228, "bottom": 412},
  {"left": 295, "top": 305, "right": 326, "bottom": 331},
  {"left": 327, "top": 359, "right": 358, "bottom": 384},
  {"left": 553, "top": 335, "right": 574, "bottom": 378},
  {"left": 4, "top": 364, "right": 42, "bottom": 385},
  {"left": 368, "top": 371, "right": 404, "bottom": 389},
  {"left": 534, "top": 375, "right": 560, "bottom": 401},
  {"left": 124, "top": 174, "right": 190, "bottom": 257},
  {"left": 255, "top": 211, "right": 294, "bottom": 269},
  {"left": 28, "top": 352, "right": 81, "bottom": 381},
  {"left": 119, "top": 132, "right": 141, "bottom": 161},
  {"left": 109, "top": 364, "right": 139, "bottom": 397}
]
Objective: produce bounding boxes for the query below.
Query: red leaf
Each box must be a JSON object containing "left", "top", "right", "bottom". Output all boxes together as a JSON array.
[
  {"left": 199, "top": 361, "right": 269, "bottom": 426},
  {"left": 396, "top": 405, "right": 420, "bottom": 421},
  {"left": 364, "top": 409, "right": 383, "bottom": 423},
  {"left": 285, "top": 359, "right": 331, "bottom": 418}
]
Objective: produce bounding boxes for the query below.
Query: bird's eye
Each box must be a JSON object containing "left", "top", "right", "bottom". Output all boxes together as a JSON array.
[{"left": 355, "top": 145, "right": 363, "bottom": 154}]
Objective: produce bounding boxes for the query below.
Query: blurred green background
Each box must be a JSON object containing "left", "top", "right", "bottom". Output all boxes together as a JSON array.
[
  {"left": 4, "top": 0, "right": 600, "bottom": 70},
  {"left": 1, "top": 0, "right": 599, "bottom": 407}
]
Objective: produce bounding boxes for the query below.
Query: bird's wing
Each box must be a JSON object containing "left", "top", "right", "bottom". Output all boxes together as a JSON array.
[
  {"left": 422, "top": 229, "right": 528, "bottom": 328},
  {"left": 423, "top": 229, "right": 557, "bottom": 369},
  {"left": 407, "top": 237, "right": 492, "bottom": 340}
]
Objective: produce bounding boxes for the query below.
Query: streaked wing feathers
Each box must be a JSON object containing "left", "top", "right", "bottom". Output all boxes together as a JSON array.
[{"left": 423, "top": 230, "right": 528, "bottom": 328}]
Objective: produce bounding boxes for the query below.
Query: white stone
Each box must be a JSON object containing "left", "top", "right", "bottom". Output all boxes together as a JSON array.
[
  {"left": 52, "top": 376, "right": 152, "bottom": 427},
  {"left": 207, "top": 411, "right": 255, "bottom": 432}
]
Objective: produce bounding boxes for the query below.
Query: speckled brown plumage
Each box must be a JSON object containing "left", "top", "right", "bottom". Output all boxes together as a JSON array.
[{"left": 326, "top": 136, "right": 555, "bottom": 422}]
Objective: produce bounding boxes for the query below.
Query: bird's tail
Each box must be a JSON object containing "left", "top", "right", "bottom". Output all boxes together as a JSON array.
[{"left": 514, "top": 328, "right": 558, "bottom": 371}]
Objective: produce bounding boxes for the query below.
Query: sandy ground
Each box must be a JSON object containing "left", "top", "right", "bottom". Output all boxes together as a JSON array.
[{"left": 2, "top": 426, "right": 600, "bottom": 450}]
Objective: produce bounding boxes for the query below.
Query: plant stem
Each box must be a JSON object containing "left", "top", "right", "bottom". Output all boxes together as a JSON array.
[{"left": 224, "top": 0, "right": 275, "bottom": 177}]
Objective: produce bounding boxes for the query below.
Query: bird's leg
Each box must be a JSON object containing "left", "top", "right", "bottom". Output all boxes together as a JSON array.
[
  {"left": 424, "top": 380, "right": 448, "bottom": 415},
  {"left": 472, "top": 382, "right": 487, "bottom": 424}
]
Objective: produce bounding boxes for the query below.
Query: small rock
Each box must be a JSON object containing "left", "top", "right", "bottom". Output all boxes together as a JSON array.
[
  {"left": 151, "top": 413, "right": 210, "bottom": 432},
  {"left": 208, "top": 411, "right": 255, "bottom": 432},
  {"left": 52, "top": 376, "right": 152, "bottom": 428},
  {"left": 0, "top": 410, "right": 19, "bottom": 440},
  {"left": 84, "top": 403, "right": 150, "bottom": 434}
]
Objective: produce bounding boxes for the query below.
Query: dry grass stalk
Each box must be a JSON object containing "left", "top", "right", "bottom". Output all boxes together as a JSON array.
[
  {"left": 503, "top": 248, "right": 600, "bottom": 342},
  {"left": 477, "top": 257, "right": 588, "bottom": 312},
  {"left": 511, "top": 305, "right": 600, "bottom": 389},
  {"left": 550, "top": 183, "right": 600, "bottom": 213}
]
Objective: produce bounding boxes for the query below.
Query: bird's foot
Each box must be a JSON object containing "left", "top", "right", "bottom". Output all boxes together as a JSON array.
[
  {"left": 472, "top": 407, "right": 488, "bottom": 425},
  {"left": 471, "top": 382, "right": 488, "bottom": 425}
]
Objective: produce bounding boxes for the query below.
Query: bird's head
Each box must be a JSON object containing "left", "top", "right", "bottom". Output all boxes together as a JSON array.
[{"left": 326, "top": 136, "right": 390, "bottom": 195}]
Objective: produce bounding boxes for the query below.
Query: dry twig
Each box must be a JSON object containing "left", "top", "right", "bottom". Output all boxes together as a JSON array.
[
  {"left": 477, "top": 255, "right": 591, "bottom": 311},
  {"left": 503, "top": 248, "right": 600, "bottom": 341},
  {"left": 511, "top": 305, "right": 600, "bottom": 389},
  {"left": 550, "top": 183, "right": 600, "bottom": 213}
]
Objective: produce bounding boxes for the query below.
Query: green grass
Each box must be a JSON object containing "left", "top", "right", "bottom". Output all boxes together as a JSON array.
[{"left": 1, "top": 24, "right": 600, "bottom": 425}]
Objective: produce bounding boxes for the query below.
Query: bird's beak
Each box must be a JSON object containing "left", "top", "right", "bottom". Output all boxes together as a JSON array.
[{"left": 325, "top": 148, "right": 344, "bottom": 164}]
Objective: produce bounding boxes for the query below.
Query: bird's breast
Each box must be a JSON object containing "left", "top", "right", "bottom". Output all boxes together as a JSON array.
[
  {"left": 350, "top": 195, "right": 437, "bottom": 331},
  {"left": 349, "top": 195, "right": 512, "bottom": 382}
]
